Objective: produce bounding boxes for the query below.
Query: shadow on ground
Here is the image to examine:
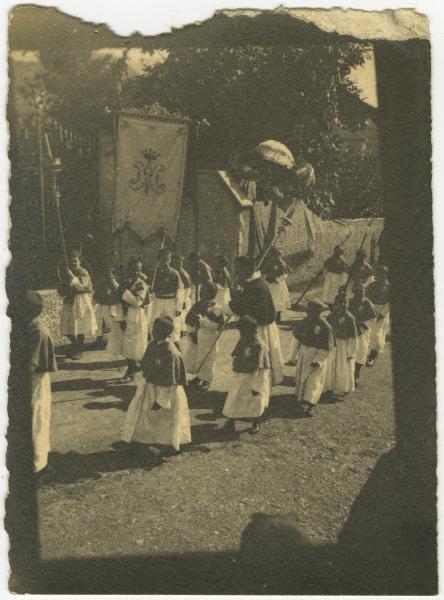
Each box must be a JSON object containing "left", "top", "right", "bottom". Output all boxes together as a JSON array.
[
  {"left": 43, "top": 424, "right": 238, "bottom": 485},
  {"left": 13, "top": 448, "right": 436, "bottom": 594}
]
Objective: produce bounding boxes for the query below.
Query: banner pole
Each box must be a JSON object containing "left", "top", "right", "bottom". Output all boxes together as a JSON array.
[
  {"left": 150, "top": 229, "right": 166, "bottom": 291},
  {"left": 194, "top": 123, "right": 200, "bottom": 303},
  {"left": 111, "top": 112, "right": 123, "bottom": 279}
]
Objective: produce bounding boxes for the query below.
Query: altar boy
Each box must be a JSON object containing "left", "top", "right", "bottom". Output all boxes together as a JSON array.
[
  {"left": 121, "top": 316, "right": 191, "bottom": 455},
  {"left": 58, "top": 248, "right": 97, "bottom": 359},
  {"left": 291, "top": 299, "right": 334, "bottom": 417},
  {"left": 223, "top": 315, "right": 271, "bottom": 434}
]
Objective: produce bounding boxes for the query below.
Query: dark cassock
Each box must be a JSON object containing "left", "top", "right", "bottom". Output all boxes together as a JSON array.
[{"left": 229, "top": 272, "right": 283, "bottom": 385}]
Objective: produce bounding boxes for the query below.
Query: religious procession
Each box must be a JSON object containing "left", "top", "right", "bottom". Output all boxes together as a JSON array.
[
  {"left": 9, "top": 8, "right": 402, "bottom": 585},
  {"left": 27, "top": 138, "right": 390, "bottom": 477}
]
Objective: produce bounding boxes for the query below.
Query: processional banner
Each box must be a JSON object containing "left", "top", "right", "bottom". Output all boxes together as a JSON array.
[{"left": 114, "top": 114, "right": 189, "bottom": 241}]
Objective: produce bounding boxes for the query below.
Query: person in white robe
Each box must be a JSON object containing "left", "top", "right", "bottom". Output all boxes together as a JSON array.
[
  {"left": 366, "top": 265, "right": 390, "bottom": 367},
  {"left": 188, "top": 252, "right": 214, "bottom": 305},
  {"left": 27, "top": 291, "right": 58, "bottom": 476},
  {"left": 93, "top": 266, "right": 123, "bottom": 345},
  {"left": 172, "top": 254, "right": 192, "bottom": 337},
  {"left": 150, "top": 249, "right": 183, "bottom": 343},
  {"left": 228, "top": 255, "right": 284, "bottom": 387},
  {"left": 116, "top": 258, "right": 150, "bottom": 383},
  {"left": 182, "top": 281, "right": 225, "bottom": 390},
  {"left": 213, "top": 255, "right": 232, "bottom": 310},
  {"left": 347, "top": 248, "right": 374, "bottom": 298},
  {"left": 223, "top": 315, "right": 271, "bottom": 434},
  {"left": 349, "top": 283, "right": 377, "bottom": 387},
  {"left": 322, "top": 245, "right": 349, "bottom": 306},
  {"left": 325, "top": 294, "right": 359, "bottom": 397},
  {"left": 291, "top": 299, "right": 334, "bottom": 416},
  {"left": 58, "top": 248, "right": 98, "bottom": 360},
  {"left": 121, "top": 316, "right": 191, "bottom": 455},
  {"left": 263, "top": 249, "right": 291, "bottom": 324}
]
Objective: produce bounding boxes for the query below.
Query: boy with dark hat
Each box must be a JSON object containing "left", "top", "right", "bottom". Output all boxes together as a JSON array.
[
  {"left": 121, "top": 316, "right": 191, "bottom": 455},
  {"left": 291, "top": 299, "right": 334, "bottom": 416},
  {"left": 223, "top": 315, "right": 271, "bottom": 434}
]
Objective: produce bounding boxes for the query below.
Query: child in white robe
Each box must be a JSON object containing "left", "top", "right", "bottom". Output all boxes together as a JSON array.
[
  {"left": 347, "top": 248, "right": 374, "bottom": 298},
  {"left": 325, "top": 294, "right": 359, "bottom": 397},
  {"left": 150, "top": 248, "right": 183, "bottom": 343},
  {"left": 291, "top": 299, "right": 334, "bottom": 417},
  {"left": 349, "top": 283, "right": 377, "bottom": 387},
  {"left": 27, "top": 291, "right": 57, "bottom": 476},
  {"left": 188, "top": 252, "right": 214, "bottom": 304},
  {"left": 117, "top": 258, "right": 150, "bottom": 383},
  {"left": 58, "top": 248, "right": 98, "bottom": 360},
  {"left": 183, "top": 281, "right": 225, "bottom": 391},
  {"left": 172, "top": 254, "right": 192, "bottom": 337},
  {"left": 94, "top": 266, "right": 122, "bottom": 344},
  {"left": 366, "top": 265, "right": 390, "bottom": 367},
  {"left": 229, "top": 256, "right": 284, "bottom": 387},
  {"left": 263, "top": 249, "right": 291, "bottom": 324},
  {"left": 213, "top": 255, "right": 232, "bottom": 309},
  {"left": 322, "top": 245, "right": 349, "bottom": 306},
  {"left": 121, "top": 316, "right": 191, "bottom": 455},
  {"left": 223, "top": 315, "right": 271, "bottom": 434}
]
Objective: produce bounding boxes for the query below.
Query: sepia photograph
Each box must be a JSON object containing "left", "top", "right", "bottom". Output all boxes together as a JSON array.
[{"left": 5, "top": 3, "right": 436, "bottom": 595}]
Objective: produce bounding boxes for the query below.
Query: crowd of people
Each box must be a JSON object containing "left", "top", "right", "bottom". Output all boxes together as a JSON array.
[{"left": 27, "top": 241, "right": 390, "bottom": 480}]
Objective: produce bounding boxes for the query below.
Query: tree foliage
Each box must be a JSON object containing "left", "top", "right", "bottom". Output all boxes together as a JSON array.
[
  {"left": 332, "top": 148, "right": 383, "bottom": 218},
  {"left": 123, "top": 44, "right": 371, "bottom": 216},
  {"left": 31, "top": 42, "right": 382, "bottom": 218}
]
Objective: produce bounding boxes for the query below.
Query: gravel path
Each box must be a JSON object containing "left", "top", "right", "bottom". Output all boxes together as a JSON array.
[{"left": 39, "top": 311, "right": 395, "bottom": 565}]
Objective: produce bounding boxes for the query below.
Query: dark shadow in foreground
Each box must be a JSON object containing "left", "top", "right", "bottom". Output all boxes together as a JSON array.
[{"left": 11, "top": 448, "right": 437, "bottom": 594}]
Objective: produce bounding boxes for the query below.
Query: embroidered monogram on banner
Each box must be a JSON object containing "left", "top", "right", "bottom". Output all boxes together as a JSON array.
[{"left": 114, "top": 115, "right": 189, "bottom": 241}]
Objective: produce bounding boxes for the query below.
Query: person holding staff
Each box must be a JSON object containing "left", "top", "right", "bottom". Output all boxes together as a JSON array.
[
  {"left": 322, "top": 245, "right": 349, "bottom": 307},
  {"left": 172, "top": 254, "right": 192, "bottom": 337},
  {"left": 150, "top": 248, "right": 183, "bottom": 343},
  {"left": 229, "top": 255, "right": 284, "bottom": 386},
  {"left": 324, "top": 294, "right": 359, "bottom": 398},
  {"left": 366, "top": 265, "right": 390, "bottom": 367},
  {"left": 349, "top": 282, "right": 377, "bottom": 387},
  {"left": 183, "top": 281, "right": 225, "bottom": 391},
  {"left": 222, "top": 315, "right": 271, "bottom": 434},
  {"left": 212, "top": 254, "right": 232, "bottom": 309},
  {"left": 58, "top": 248, "right": 98, "bottom": 360},
  {"left": 94, "top": 265, "right": 122, "bottom": 346},
  {"left": 263, "top": 248, "right": 291, "bottom": 325},
  {"left": 348, "top": 248, "right": 374, "bottom": 296},
  {"left": 116, "top": 258, "right": 150, "bottom": 383},
  {"left": 290, "top": 299, "right": 334, "bottom": 417},
  {"left": 188, "top": 252, "right": 214, "bottom": 301}
]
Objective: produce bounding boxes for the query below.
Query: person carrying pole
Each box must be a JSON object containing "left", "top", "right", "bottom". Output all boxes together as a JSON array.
[{"left": 150, "top": 248, "right": 183, "bottom": 343}]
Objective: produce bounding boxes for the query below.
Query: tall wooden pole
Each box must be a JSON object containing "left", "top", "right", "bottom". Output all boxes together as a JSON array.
[
  {"left": 193, "top": 123, "right": 200, "bottom": 303},
  {"left": 37, "top": 115, "right": 46, "bottom": 248}
]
